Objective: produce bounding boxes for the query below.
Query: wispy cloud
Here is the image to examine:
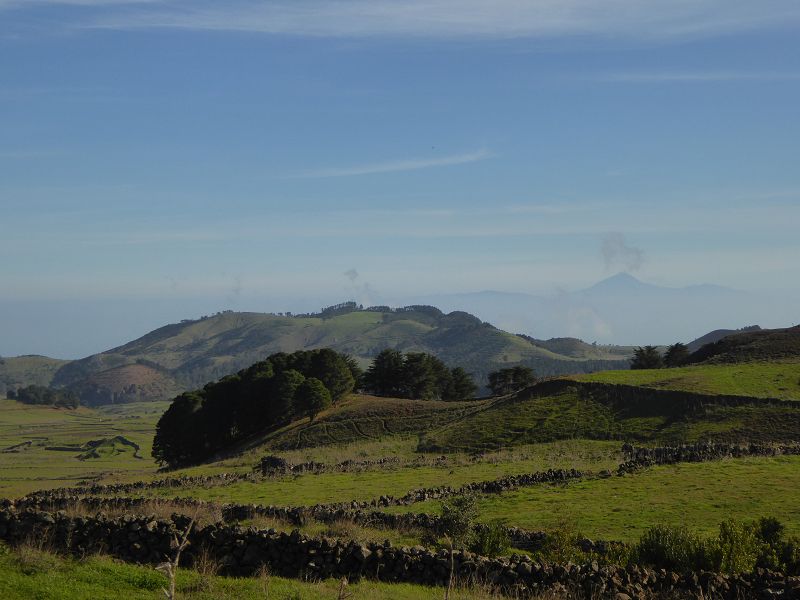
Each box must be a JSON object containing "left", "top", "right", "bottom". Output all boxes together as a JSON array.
[
  {"left": 593, "top": 71, "right": 800, "bottom": 83},
  {"left": 5, "top": 0, "right": 795, "bottom": 41},
  {"left": 291, "top": 149, "right": 492, "bottom": 178}
]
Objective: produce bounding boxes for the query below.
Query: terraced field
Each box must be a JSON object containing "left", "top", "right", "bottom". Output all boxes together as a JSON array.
[
  {"left": 0, "top": 399, "right": 167, "bottom": 497},
  {"left": 384, "top": 455, "right": 800, "bottom": 541},
  {"left": 136, "top": 440, "right": 621, "bottom": 506}
]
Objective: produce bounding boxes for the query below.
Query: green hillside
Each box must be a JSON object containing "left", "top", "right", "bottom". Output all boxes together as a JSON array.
[
  {"left": 687, "top": 325, "right": 800, "bottom": 363},
  {"left": 575, "top": 360, "right": 800, "bottom": 399},
  {"left": 43, "top": 305, "right": 630, "bottom": 405},
  {"left": 239, "top": 394, "right": 492, "bottom": 452},
  {"left": 0, "top": 355, "right": 68, "bottom": 396},
  {"left": 421, "top": 361, "right": 800, "bottom": 452}
]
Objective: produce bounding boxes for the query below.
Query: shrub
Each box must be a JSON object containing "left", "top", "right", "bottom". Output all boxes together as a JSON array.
[
  {"left": 633, "top": 525, "right": 715, "bottom": 572},
  {"left": 471, "top": 520, "right": 511, "bottom": 557},
  {"left": 717, "top": 519, "right": 760, "bottom": 574},
  {"left": 439, "top": 495, "right": 478, "bottom": 549}
]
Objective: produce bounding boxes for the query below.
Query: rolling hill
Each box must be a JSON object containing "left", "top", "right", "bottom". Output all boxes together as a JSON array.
[
  {"left": 0, "top": 355, "right": 69, "bottom": 397},
  {"left": 687, "top": 325, "right": 800, "bottom": 364},
  {"left": 7, "top": 305, "right": 633, "bottom": 406}
]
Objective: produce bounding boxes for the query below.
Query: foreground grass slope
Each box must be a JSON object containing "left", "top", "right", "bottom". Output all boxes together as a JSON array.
[{"left": 0, "top": 545, "right": 496, "bottom": 600}]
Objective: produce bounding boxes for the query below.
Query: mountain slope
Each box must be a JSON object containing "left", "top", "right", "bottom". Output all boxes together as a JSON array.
[
  {"left": 688, "top": 326, "right": 800, "bottom": 364},
  {"left": 687, "top": 325, "right": 762, "bottom": 353},
  {"left": 47, "top": 306, "right": 632, "bottom": 405},
  {"left": 0, "top": 355, "right": 69, "bottom": 396}
]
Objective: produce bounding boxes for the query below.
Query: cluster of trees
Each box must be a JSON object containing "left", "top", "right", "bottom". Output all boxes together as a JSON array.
[
  {"left": 362, "top": 349, "right": 477, "bottom": 401},
  {"left": 487, "top": 366, "right": 536, "bottom": 396},
  {"left": 153, "top": 349, "right": 359, "bottom": 467},
  {"left": 630, "top": 343, "right": 691, "bottom": 370},
  {"left": 7, "top": 385, "right": 79, "bottom": 409},
  {"left": 154, "top": 345, "right": 535, "bottom": 467}
]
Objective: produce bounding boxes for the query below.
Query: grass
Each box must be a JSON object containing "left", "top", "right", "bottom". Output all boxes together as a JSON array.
[
  {"left": 0, "top": 355, "right": 68, "bottom": 392},
  {"left": 574, "top": 360, "right": 800, "bottom": 400},
  {"left": 245, "top": 394, "right": 493, "bottom": 451},
  {"left": 0, "top": 399, "right": 168, "bottom": 497},
  {"left": 385, "top": 455, "right": 800, "bottom": 542},
  {"left": 421, "top": 370, "right": 800, "bottom": 452},
  {"left": 0, "top": 543, "right": 508, "bottom": 600},
  {"left": 420, "top": 388, "right": 616, "bottom": 452},
  {"left": 127, "top": 440, "right": 621, "bottom": 507}
]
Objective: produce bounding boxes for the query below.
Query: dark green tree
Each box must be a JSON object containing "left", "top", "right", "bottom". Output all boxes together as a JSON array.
[
  {"left": 152, "top": 392, "right": 206, "bottom": 467},
  {"left": 269, "top": 369, "right": 305, "bottom": 422},
  {"left": 363, "top": 349, "right": 405, "bottom": 396},
  {"left": 488, "top": 366, "right": 536, "bottom": 396},
  {"left": 444, "top": 367, "right": 478, "bottom": 400},
  {"left": 664, "top": 342, "right": 690, "bottom": 368},
  {"left": 295, "top": 377, "right": 332, "bottom": 421},
  {"left": 630, "top": 346, "right": 664, "bottom": 369},
  {"left": 307, "top": 348, "right": 355, "bottom": 402},
  {"left": 402, "top": 352, "right": 438, "bottom": 399},
  {"left": 343, "top": 354, "right": 364, "bottom": 392}
]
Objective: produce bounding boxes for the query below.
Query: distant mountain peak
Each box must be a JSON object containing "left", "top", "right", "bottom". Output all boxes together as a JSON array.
[{"left": 585, "top": 272, "right": 651, "bottom": 292}]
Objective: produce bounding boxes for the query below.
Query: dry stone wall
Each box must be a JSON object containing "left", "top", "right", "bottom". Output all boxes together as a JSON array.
[{"left": 0, "top": 508, "right": 798, "bottom": 599}]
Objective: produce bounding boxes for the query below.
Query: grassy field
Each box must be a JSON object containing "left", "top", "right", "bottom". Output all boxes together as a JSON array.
[
  {"left": 385, "top": 455, "right": 800, "bottom": 542},
  {"left": 0, "top": 544, "right": 500, "bottom": 600},
  {"left": 574, "top": 360, "right": 800, "bottom": 399},
  {"left": 0, "top": 399, "right": 167, "bottom": 497},
  {"left": 239, "top": 394, "right": 493, "bottom": 452},
  {"left": 134, "top": 440, "right": 621, "bottom": 506},
  {"left": 421, "top": 366, "right": 800, "bottom": 452}
]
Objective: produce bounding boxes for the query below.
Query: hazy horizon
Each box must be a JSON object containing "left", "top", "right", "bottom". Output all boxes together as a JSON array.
[
  {"left": 1, "top": 271, "right": 797, "bottom": 360},
  {"left": 2, "top": 1, "right": 799, "bottom": 358}
]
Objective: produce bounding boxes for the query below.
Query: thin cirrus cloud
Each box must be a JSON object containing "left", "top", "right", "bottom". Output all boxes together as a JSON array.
[
  {"left": 290, "top": 149, "right": 493, "bottom": 178},
  {"left": 48, "top": 0, "right": 800, "bottom": 41}
]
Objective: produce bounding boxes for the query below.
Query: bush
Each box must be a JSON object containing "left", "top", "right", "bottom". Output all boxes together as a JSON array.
[
  {"left": 438, "top": 495, "right": 478, "bottom": 549},
  {"left": 471, "top": 520, "right": 511, "bottom": 557},
  {"left": 633, "top": 525, "right": 715, "bottom": 572},
  {"left": 717, "top": 519, "right": 760, "bottom": 574}
]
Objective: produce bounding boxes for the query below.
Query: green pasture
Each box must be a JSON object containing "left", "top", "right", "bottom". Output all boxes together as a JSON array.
[
  {"left": 0, "top": 544, "right": 497, "bottom": 600},
  {"left": 575, "top": 360, "right": 800, "bottom": 399},
  {"left": 386, "top": 455, "right": 800, "bottom": 542},
  {"left": 0, "top": 400, "right": 167, "bottom": 497},
  {"left": 131, "top": 440, "right": 621, "bottom": 507}
]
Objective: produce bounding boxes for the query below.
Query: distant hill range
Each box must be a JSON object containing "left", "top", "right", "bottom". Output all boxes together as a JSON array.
[
  {"left": 0, "top": 304, "right": 634, "bottom": 405},
  {"left": 406, "top": 273, "right": 797, "bottom": 345}
]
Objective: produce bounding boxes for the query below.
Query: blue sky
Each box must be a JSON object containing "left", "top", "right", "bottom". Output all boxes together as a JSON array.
[{"left": 1, "top": 1, "right": 799, "bottom": 357}]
